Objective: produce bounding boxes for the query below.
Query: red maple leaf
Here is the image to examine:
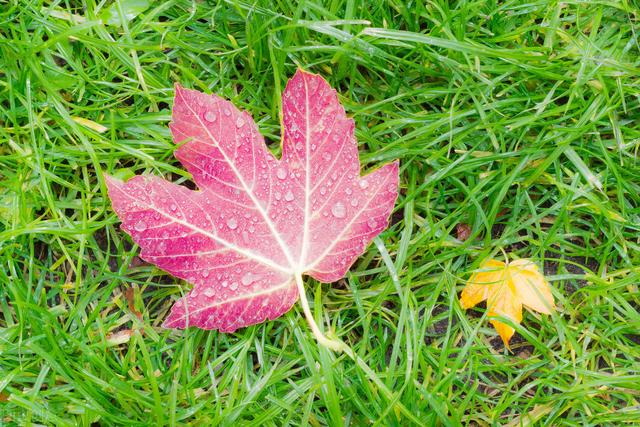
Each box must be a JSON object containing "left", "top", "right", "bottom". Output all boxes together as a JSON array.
[{"left": 106, "top": 70, "right": 398, "bottom": 348}]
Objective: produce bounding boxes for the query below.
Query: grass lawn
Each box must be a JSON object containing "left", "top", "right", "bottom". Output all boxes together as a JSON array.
[{"left": 1, "top": 0, "right": 639, "bottom": 425}]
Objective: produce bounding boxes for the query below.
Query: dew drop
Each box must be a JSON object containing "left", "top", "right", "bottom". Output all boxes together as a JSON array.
[
  {"left": 203, "top": 287, "right": 215, "bottom": 297},
  {"left": 202, "top": 270, "right": 210, "bottom": 278},
  {"left": 359, "top": 180, "right": 369, "bottom": 189},
  {"left": 320, "top": 187, "right": 327, "bottom": 195},
  {"left": 227, "top": 218, "right": 238, "bottom": 230},
  {"left": 275, "top": 191, "right": 281, "bottom": 201},
  {"left": 331, "top": 202, "right": 346, "bottom": 218},
  {"left": 230, "top": 282, "right": 238, "bottom": 291},
  {"left": 223, "top": 107, "right": 231, "bottom": 116},
  {"left": 204, "top": 110, "right": 217, "bottom": 122},
  {"left": 248, "top": 225, "right": 255, "bottom": 233},
  {"left": 322, "top": 152, "right": 332, "bottom": 161},
  {"left": 345, "top": 188, "right": 352, "bottom": 195},
  {"left": 134, "top": 221, "right": 147, "bottom": 232},
  {"left": 350, "top": 199, "right": 359, "bottom": 207},
  {"left": 221, "top": 280, "right": 228, "bottom": 288},
  {"left": 236, "top": 116, "right": 245, "bottom": 128},
  {"left": 284, "top": 190, "right": 294, "bottom": 201},
  {"left": 367, "top": 218, "right": 377, "bottom": 229},
  {"left": 241, "top": 273, "right": 255, "bottom": 286},
  {"left": 276, "top": 168, "right": 287, "bottom": 180},
  {"left": 169, "top": 203, "right": 177, "bottom": 211}
]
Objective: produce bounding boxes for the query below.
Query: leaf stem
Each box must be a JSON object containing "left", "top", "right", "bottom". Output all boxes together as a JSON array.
[
  {"left": 293, "top": 273, "right": 425, "bottom": 424},
  {"left": 294, "top": 272, "right": 346, "bottom": 352}
]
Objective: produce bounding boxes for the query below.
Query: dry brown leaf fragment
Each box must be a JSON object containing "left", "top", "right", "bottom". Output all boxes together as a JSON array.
[
  {"left": 456, "top": 223, "right": 472, "bottom": 241},
  {"left": 124, "top": 287, "right": 143, "bottom": 321},
  {"left": 460, "top": 258, "right": 555, "bottom": 348}
]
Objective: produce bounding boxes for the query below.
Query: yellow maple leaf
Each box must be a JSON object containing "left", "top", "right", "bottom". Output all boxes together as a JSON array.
[{"left": 460, "top": 258, "right": 555, "bottom": 348}]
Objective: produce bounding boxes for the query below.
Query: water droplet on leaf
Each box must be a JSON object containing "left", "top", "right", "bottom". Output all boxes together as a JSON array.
[
  {"left": 331, "top": 202, "right": 346, "bottom": 218},
  {"left": 204, "top": 111, "right": 217, "bottom": 122},
  {"left": 241, "top": 273, "right": 255, "bottom": 286},
  {"left": 227, "top": 218, "right": 238, "bottom": 229},
  {"left": 284, "top": 190, "right": 294, "bottom": 201}
]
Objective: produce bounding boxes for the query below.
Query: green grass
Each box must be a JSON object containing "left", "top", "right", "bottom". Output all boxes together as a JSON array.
[{"left": 1, "top": 0, "right": 639, "bottom": 425}]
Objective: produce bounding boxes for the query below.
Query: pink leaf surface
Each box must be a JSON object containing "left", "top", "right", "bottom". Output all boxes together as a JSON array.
[{"left": 106, "top": 69, "right": 399, "bottom": 332}]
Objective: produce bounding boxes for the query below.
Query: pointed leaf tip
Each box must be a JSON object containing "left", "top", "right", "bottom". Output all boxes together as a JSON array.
[
  {"left": 173, "top": 82, "right": 186, "bottom": 94},
  {"left": 103, "top": 174, "right": 123, "bottom": 190}
]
